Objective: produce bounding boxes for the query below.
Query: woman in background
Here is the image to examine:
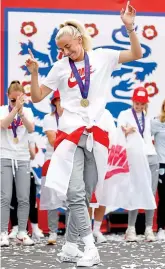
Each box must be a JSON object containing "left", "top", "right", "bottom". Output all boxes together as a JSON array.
[
  {"left": 0, "top": 80, "right": 34, "bottom": 246},
  {"left": 9, "top": 133, "right": 44, "bottom": 241},
  {"left": 118, "top": 87, "right": 158, "bottom": 242},
  {"left": 40, "top": 90, "right": 63, "bottom": 245},
  {"left": 151, "top": 99, "right": 165, "bottom": 240}
]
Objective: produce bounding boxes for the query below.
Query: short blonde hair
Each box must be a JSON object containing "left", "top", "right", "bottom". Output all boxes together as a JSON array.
[{"left": 56, "top": 19, "right": 92, "bottom": 51}]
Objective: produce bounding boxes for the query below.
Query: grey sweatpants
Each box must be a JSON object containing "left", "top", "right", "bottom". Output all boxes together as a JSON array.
[
  {"left": 128, "top": 155, "right": 159, "bottom": 227},
  {"left": 66, "top": 134, "right": 98, "bottom": 243},
  {"left": 48, "top": 210, "right": 58, "bottom": 233},
  {"left": 48, "top": 209, "right": 69, "bottom": 233},
  {"left": 0, "top": 158, "right": 31, "bottom": 232}
]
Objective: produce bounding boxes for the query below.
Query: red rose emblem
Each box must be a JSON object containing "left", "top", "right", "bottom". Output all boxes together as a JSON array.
[
  {"left": 85, "top": 23, "right": 99, "bottom": 38},
  {"left": 22, "top": 81, "right": 31, "bottom": 97},
  {"left": 144, "top": 82, "right": 159, "bottom": 97},
  {"left": 143, "top": 25, "right": 157, "bottom": 40},
  {"left": 21, "top": 22, "right": 37, "bottom": 37}
]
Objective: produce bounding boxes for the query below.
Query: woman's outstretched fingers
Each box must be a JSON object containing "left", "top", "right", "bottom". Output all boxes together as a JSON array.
[{"left": 28, "top": 48, "right": 34, "bottom": 59}]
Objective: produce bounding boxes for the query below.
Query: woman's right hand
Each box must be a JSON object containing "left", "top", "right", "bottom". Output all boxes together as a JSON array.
[
  {"left": 15, "top": 94, "right": 24, "bottom": 111},
  {"left": 25, "top": 49, "right": 39, "bottom": 74}
]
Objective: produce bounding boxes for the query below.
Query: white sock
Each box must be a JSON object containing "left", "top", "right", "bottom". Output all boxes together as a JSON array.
[
  {"left": 93, "top": 221, "right": 102, "bottom": 233},
  {"left": 12, "top": 225, "right": 18, "bottom": 231},
  {"left": 82, "top": 233, "right": 95, "bottom": 248},
  {"left": 128, "top": 226, "right": 135, "bottom": 230},
  {"left": 31, "top": 223, "right": 39, "bottom": 233},
  {"left": 145, "top": 226, "right": 152, "bottom": 231}
]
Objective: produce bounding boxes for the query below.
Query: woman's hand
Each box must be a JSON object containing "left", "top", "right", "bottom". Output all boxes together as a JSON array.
[
  {"left": 121, "top": 126, "right": 136, "bottom": 136},
  {"left": 25, "top": 49, "right": 39, "bottom": 74},
  {"left": 120, "top": 1, "right": 136, "bottom": 30},
  {"left": 15, "top": 94, "right": 24, "bottom": 111}
]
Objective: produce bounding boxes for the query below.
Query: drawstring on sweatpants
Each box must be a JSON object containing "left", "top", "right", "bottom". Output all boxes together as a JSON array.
[{"left": 11, "top": 159, "right": 18, "bottom": 177}]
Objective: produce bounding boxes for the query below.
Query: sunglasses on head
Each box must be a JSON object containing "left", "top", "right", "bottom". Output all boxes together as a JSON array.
[
  {"left": 11, "top": 80, "right": 20, "bottom": 85},
  {"left": 10, "top": 98, "right": 16, "bottom": 103}
]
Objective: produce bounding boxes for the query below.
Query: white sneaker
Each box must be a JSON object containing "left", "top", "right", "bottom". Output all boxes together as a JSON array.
[
  {"left": 16, "top": 231, "right": 35, "bottom": 246},
  {"left": 0, "top": 232, "right": 9, "bottom": 247},
  {"left": 93, "top": 231, "right": 107, "bottom": 244},
  {"left": 77, "top": 246, "right": 100, "bottom": 267},
  {"left": 9, "top": 226, "right": 18, "bottom": 239},
  {"left": 145, "top": 227, "right": 156, "bottom": 242},
  {"left": 31, "top": 224, "right": 44, "bottom": 238},
  {"left": 58, "top": 242, "right": 83, "bottom": 263},
  {"left": 125, "top": 227, "right": 137, "bottom": 242},
  {"left": 47, "top": 232, "right": 57, "bottom": 245},
  {"left": 157, "top": 229, "right": 165, "bottom": 241},
  {"left": 32, "top": 228, "right": 44, "bottom": 241}
]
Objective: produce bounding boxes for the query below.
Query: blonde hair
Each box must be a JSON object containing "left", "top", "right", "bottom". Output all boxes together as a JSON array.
[
  {"left": 8, "top": 80, "right": 25, "bottom": 95},
  {"left": 160, "top": 99, "right": 165, "bottom": 123},
  {"left": 56, "top": 19, "right": 92, "bottom": 51}
]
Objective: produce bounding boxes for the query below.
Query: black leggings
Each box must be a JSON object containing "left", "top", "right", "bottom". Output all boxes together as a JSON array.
[
  {"left": 10, "top": 172, "right": 38, "bottom": 226},
  {"left": 157, "top": 163, "right": 165, "bottom": 230}
]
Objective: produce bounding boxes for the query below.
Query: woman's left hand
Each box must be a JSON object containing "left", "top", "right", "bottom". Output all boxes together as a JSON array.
[
  {"left": 120, "top": 1, "right": 136, "bottom": 29},
  {"left": 121, "top": 126, "right": 136, "bottom": 136},
  {"left": 18, "top": 107, "right": 23, "bottom": 116}
]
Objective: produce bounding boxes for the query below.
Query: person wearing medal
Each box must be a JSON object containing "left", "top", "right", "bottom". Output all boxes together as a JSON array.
[
  {"left": 0, "top": 80, "right": 35, "bottom": 246},
  {"left": 9, "top": 133, "right": 44, "bottom": 241},
  {"left": 26, "top": 1, "right": 142, "bottom": 266},
  {"left": 117, "top": 87, "right": 158, "bottom": 242},
  {"left": 40, "top": 90, "right": 64, "bottom": 245}
]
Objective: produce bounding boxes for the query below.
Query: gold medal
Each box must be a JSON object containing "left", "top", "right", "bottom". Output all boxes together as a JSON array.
[
  {"left": 80, "top": 99, "right": 89, "bottom": 107},
  {"left": 13, "top": 137, "right": 19, "bottom": 144}
]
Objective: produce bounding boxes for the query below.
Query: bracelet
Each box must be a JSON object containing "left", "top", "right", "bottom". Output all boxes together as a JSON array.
[
  {"left": 126, "top": 23, "right": 135, "bottom": 34},
  {"left": 126, "top": 28, "right": 135, "bottom": 34}
]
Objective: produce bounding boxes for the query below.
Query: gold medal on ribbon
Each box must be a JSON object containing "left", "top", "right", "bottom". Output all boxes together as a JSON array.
[
  {"left": 13, "top": 137, "right": 19, "bottom": 144},
  {"left": 80, "top": 98, "right": 89, "bottom": 108}
]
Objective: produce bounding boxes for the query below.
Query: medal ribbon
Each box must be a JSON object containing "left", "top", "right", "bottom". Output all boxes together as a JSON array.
[
  {"left": 55, "top": 111, "right": 59, "bottom": 127},
  {"left": 8, "top": 106, "right": 21, "bottom": 139},
  {"left": 132, "top": 108, "right": 145, "bottom": 137},
  {"left": 69, "top": 52, "right": 90, "bottom": 99}
]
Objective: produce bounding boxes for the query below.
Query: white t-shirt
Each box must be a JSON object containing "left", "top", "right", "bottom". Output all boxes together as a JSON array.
[
  {"left": 136, "top": 112, "right": 143, "bottom": 129},
  {"left": 118, "top": 108, "right": 157, "bottom": 156},
  {"left": 0, "top": 105, "right": 34, "bottom": 160},
  {"left": 43, "top": 113, "right": 58, "bottom": 161},
  {"left": 43, "top": 48, "right": 120, "bottom": 131}
]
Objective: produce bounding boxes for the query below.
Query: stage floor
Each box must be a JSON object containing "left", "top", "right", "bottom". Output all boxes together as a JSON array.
[{"left": 1, "top": 234, "right": 165, "bottom": 269}]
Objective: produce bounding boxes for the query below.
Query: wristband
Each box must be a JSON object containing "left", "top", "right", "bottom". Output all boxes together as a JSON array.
[{"left": 127, "top": 28, "right": 135, "bottom": 34}]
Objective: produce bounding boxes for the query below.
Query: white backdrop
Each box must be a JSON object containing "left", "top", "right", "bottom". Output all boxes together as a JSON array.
[
  {"left": 5, "top": 9, "right": 165, "bottom": 172},
  {"left": 7, "top": 11, "right": 165, "bottom": 116}
]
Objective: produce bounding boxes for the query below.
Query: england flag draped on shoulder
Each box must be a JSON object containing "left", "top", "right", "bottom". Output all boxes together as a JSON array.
[{"left": 101, "top": 108, "right": 156, "bottom": 213}]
